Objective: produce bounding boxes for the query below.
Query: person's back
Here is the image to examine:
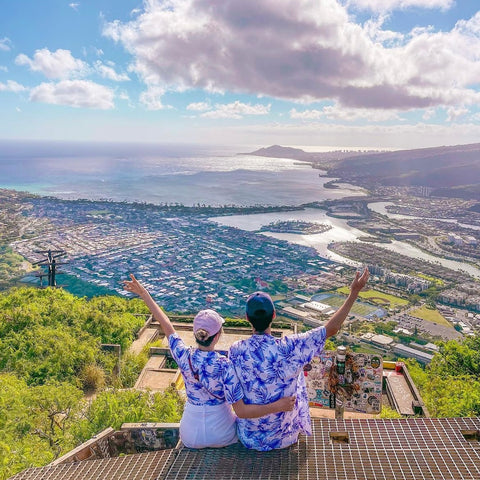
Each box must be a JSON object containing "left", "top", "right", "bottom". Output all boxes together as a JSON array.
[
  {"left": 227, "top": 326, "right": 326, "bottom": 450},
  {"left": 225, "top": 268, "right": 369, "bottom": 451},
  {"left": 168, "top": 316, "right": 238, "bottom": 449}
]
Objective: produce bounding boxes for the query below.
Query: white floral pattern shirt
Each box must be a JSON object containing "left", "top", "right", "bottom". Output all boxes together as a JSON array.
[
  {"left": 224, "top": 327, "right": 327, "bottom": 451},
  {"left": 169, "top": 333, "right": 230, "bottom": 406}
]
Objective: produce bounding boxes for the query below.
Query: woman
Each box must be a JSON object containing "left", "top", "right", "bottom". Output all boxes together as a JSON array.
[{"left": 123, "top": 274, "right": 295, "bottom": 449}]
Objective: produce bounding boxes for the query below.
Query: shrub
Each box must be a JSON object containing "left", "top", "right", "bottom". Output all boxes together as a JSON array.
[{"left": 79, "top": 364, "right": 106, "bottom": 392}]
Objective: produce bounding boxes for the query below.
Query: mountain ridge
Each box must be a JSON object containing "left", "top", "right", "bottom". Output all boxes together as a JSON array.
[{"left": 248, "top": 143, "right": 480, "bottom": 199}]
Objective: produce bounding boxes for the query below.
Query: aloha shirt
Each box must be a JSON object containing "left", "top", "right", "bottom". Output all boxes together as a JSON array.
[
  {"left": 224, "top": 326, "right": 327, "bottom": 451},
  {"left": 169, "top": 333, "right": 229, "bottom": 406}
]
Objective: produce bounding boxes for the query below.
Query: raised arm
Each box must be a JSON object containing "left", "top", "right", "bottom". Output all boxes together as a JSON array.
[
  {"left": 123, "top": 274, "right": 175, "bottom": 337},
  {"left": 232, "top": 396, "right": 296, "bottom": 419},
  {"left": 325, "top": 267, "right": 369, "bottom": 338}
]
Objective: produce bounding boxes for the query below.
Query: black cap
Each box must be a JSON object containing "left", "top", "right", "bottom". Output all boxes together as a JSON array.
[{"left": 246, "top": 291, "right": 275, "bottom": 320}]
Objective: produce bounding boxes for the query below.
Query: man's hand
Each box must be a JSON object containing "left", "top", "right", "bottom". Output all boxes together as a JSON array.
[
  {"left": 123, "top": 274, "right": 148, "bottom": 298},
  {"left": 350, "top": 267, "right": 369, "bottom": 295},
  {"left": 325, "top": 267, "right": 370, "bottom": 338},
  {"left": 232, "top": 395, "right": 297, "bottom": 418}
]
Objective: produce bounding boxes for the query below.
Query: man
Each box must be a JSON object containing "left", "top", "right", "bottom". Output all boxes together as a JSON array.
[{"left": 224, "top": 268, "right": 369, "bottom": 451}]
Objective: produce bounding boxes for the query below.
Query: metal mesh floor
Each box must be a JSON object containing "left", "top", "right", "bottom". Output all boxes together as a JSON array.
[
  {"left": 9, "top": 450, "right": 175, "bottom": 480},
  {"left": 165, "top": 417, "right": 480, "bottom": 480},
  {"left": 9, "top": 418, "right": 480, "bottom": 480}
]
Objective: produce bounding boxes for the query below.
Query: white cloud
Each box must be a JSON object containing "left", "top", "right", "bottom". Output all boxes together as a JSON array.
[
  {"left": 103, "top": 0, "right": 480, "bottom": 112},
  {"left": 118, "top": 91, "right": 130, "bottom": 101},
  {"left": 0, "top": 37, "right": 12, "bottom": 52},
  {"left": 422, "top": 108, "right": 436, "bottom": 120},
  {"left": 186, "top": 101, "right": 211, "bottom": 111},
  {"left": 69, "top": 3, "right": 80, "bottom": 11},
  {"left": 15, "top": 48, "right": 88, "bottom": 79},
  {"left": 322, "top": 104, "right": 401, "bottom": 121},
  {"left": 346, "top": 0, "right": 454, "bottom": 13},
  {"left": 30, "top": 80, "right": 114, "bottom": 109},
  {"left": 201, "top": 101, "right": 270, "bottom": 119},
  {"left": 95, "top": 61, "right": 130, "bottom": 81},
  {"left": 291, "top": 104, "right": 400, "bottom": 121},
  {"left": 0, "top": 80, "right": 27, "bottom": 92},
  {"left": 139, "top": 86, "right": 168, "bottom": 110},
  {"left": 0, "top": 66, "right": 8, "bottom": 72},
  {"left": 362, "top": 15, "right": 404, "bottom": 46},
  {"left": 290, "top": 108, "right": 324, "bottom": 120},
  {"left": 446, "top": 106, "right": 469, "bottom": 122}
]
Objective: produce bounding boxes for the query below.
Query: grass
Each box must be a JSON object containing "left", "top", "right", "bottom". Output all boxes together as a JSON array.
[
  {"left": 336, "top": 287, "right": 409, "bottom": 308},
  {"left": 409, "top": 305, "right": 452, "bottom": 328},
  {"left": 415, "top": 273, "right": 445, "bottom": 286},
  {"left": 318, "top": 294, "right": 379, "bottom": 316}
]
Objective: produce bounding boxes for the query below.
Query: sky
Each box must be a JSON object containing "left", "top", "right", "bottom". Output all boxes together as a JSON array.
[{"left": 0, "top": 0, "right": 479, "bottom": 150}]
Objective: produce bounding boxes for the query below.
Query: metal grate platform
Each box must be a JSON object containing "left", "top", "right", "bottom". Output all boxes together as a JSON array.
[
  {"left": 9, "top": 450, "right": 176, "bottom": 480},
  {"left": 9, "top": 418, "right": 480, "bottom": 480},
  {"left": 165, "top": 417, "right": 480, "bottom": 480}
]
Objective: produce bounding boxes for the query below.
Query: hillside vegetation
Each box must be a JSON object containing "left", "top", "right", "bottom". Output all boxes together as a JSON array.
[
  {"left": 406, "top": 335, "right": 480, "bottom": 417},
  {"left": 0, "top": 287, "right": 183, "bottom": 479}
]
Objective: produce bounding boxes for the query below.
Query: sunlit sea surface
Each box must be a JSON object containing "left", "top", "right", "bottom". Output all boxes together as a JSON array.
[{"left": 0, "top": 141, "right": 363, "bottom": 206}]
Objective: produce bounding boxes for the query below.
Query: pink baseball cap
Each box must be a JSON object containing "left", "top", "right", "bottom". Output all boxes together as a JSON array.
[{"left": 193, "top": 309, "right": 225, "bottom": 337}]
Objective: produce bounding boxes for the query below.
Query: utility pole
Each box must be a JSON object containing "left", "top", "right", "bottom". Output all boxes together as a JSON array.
[{"left": 33, "top": 249, "right": 67, "bottom": 287}]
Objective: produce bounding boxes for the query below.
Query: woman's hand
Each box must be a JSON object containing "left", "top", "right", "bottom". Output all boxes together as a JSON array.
[
  {"left": 123, "top": 274, "right": 148, "bottom": 298},
  {"left": 123, "top": 273, "right": 175, "bottom": 337}
]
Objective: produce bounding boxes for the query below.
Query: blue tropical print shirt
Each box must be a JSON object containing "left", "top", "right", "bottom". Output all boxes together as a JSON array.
[
  {"left": 224, "top": 326, "right": 327, "bottom": 451},
  {"left": 169, "top": 333, "right": 229, "bottom": 406}
]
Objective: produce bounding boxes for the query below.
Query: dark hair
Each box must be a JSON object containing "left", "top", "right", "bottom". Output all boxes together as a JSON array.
[
  {"left": 194, "top": 328, "right": 217, "bottom": 347},
  {"left": 246, "top": 309, "right": 274, "bottom": 333}
]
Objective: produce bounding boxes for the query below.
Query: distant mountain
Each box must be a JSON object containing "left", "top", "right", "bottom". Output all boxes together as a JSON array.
[
  {"left": 249, "top": 145, "right": 315, "bottom": 161},
  {"left": 249, "top": 143, "right": 480, "bottom": 199},
  {"left": 328, "top": 143, "right": 480, "bottom": 195},
  {"left": 248, "top": 145, "right": 376, "bottom": 169}
]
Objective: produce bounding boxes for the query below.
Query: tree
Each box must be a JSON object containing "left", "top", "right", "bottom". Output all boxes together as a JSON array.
[
  {"left": 0, "top": 374, "right": 82, "bottom": 479},
  {"left": 405, "top": 335, "right": 480, "bottom": 417},
  {"left": 72, "top": 387, "right": 184, "bottom": 444},
  {"left": 429, "top": 335, "right": 480, "bottom": 378}
]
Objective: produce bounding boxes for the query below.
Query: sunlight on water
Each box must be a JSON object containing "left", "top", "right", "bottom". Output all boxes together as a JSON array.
[{"left": 0, "top": 147, "right": 365, "bottom": 206}]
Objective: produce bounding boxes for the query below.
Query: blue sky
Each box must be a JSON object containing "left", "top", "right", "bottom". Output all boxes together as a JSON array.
[{"left": 1, "top": 0, "right": 479, "bottom": 149}]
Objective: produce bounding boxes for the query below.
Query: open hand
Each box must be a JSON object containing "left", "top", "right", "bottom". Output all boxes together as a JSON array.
[
  {"left": 123, "top": 274, "right": 147, "bottom": 297},
  {"left": 350, "top": 267, "right": 369, "bottom": 294}
]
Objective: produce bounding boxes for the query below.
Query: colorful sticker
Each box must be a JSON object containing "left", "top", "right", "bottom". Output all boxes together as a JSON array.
[{"left": 305, "top": 350, "right": 383, "bottom": 414}]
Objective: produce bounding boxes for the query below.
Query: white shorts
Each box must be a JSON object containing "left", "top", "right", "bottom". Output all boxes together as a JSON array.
[{"left": 180, "top": 401, "right": 238, "bottom": 449}]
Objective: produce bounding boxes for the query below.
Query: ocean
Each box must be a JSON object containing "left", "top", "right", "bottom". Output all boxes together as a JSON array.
[{"left": 0, "top": 140, "right": 364, "bottom": 206}]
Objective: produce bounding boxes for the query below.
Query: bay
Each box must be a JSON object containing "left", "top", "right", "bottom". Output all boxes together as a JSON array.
[
  {"left": 211, "top": 208, "right": 480, "bottom": 279},
  {"left": 0, "top": 140, "right": 364, "bottom": 207}
]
